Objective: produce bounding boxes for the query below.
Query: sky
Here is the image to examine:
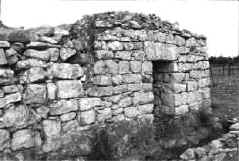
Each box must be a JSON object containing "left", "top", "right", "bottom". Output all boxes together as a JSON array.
[{"left": 1, "top": 0, "right": 238, "bottom": 57}]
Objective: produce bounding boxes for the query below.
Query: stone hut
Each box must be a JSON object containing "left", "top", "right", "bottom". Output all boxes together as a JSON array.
[{"left": 0, "top": 11, "right": 211, "bottom": 156}]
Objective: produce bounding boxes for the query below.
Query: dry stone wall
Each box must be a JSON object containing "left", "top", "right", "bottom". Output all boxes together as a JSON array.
[{"left": 0, "top": 11, "right": 211, "bottom": 156}]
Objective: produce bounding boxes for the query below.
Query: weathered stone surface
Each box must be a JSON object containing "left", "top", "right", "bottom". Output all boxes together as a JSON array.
[
  {"left": 118, "top": 61, "right": 130, "bottom": 74},
  {"left": 24, "top": 48, "right": 59, "bottom": 61},
  {"left": 112, "top": 75, "right": 123, "bottom": 85},
  {"left": 21, "top": 67, "right": 46, "bottom": 83},
  {"left": 23, "top": 84, "right": 46, "bottom": 104},
  {"left": 97, "top": 108, "right": 112, "bottom": 122},
  {"left": 47, "top": 82, "right": 57, "bottom": 100},
  {"left": 57, "top": 80, "right": 83, "bottom": 98},
  {"left": 16, "top": 59, "right": 48, "bottom": 69},
  {"left": 48, "top": 63, "right": 84, "bottom": 79},
  {"left": 94, "top": 60, "right": 118, "bottom": 74},
  {"left": 93, "top": 75, "right": 112, "bottom": 86},
  {"left": 124, "top": 106, "right": 139, "bottom": 118},
  {"left": 138, "top": 104, "right": 154, "bottom": 114},
  {"left": 26, "top": 41, "right": 59, "bottom": 49},
  {"left": 144, "top": 42, "right": 177, "bottom": 61},
  {"left": 2, "top": 85, "right": 22, "bottom": 94},
  {"left": 115, "top": 51, "right": 131, "bottom": 60},
  {"left": 119, "top": 97, "right": 132, "bottom": 107},
  {"left": 80, "top": 110, "right": 96, "bottom": 125},
  {"left": 113, "top": 84, "right": 128, "bottom": 94},
  {"left": 187, "top": 81, "right": 198, "bottom": 91},
  {"left": 60, "top": 112, "right": 76, "bottom": 122},
  {"left": 0, "top": 92, "right": 22, "bottom": 108},
  {"left": 79, "top": 98, "right": 102, "bottom": 111},
  {"left": 0, "top": 129, "right": 10, "bottom": 151},
  {"left": 0, "top": 68, "right": 14, "bottom": 78},
  {"left": 133, "top": 92, "right": 154, "bottom": 105},
  {"left": 95, "top": 50, "right": 114, "bottom": 59},
  {"left": 50, "top": 99, "right": 78, "bottom": 115},
  {"left": 11, "top": 129, "right": 41, "bottom": 151},
  {"left": 0, "top": 41, "right": 10, "bottom": 48},
  {"left": 60, "top": 48, "right": 76, "bottom": 61},
  {"left": 175, "top": 105, "right": 189, "bottom": 115},
  {"left": 130, "top": 61, "right": 141, "bottom": 73},
  {"left": 127, "top": 83, "right": 141, "bottom": 92},
  {"left": 62, "top": 120, "right": 80, "bottom": 133},
  {"left": 43, "top": 120, "right": 61, "bottom": 138},
  {"left": 122, "top": 74, "right": 142, "bottom": 84},
  {"left": 0, "top": 105, "right": 30, "bottom": 128},
  {"left": 87, "top": 86, "right": 113, "bottom": 97},
  {"left": 142, "top": 61, "right": 152, "bottom": 74},
  {"left": 0, "top": 49, "right": 7, "bottom": 65},
  {"left": 36, "top": 106, "right": 49, "bottom": 119}
]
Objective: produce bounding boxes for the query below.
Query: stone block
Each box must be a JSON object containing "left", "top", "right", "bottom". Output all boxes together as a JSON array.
[
  {"left": 0, "top": 68, "right": 14, "bottom": 78},
  {"left": 21, "top": 67, "right": 46, "bottom": 83},
  {"left": 113, "top": 85, "right": 128, "bottom": 94},
  {"left": 105, "top": 94, "right": 122, "bottom": 103},
  {"left": 133, "top": 92, "right": 154, "bottom": 105},
  {"left": 24, "top": 48, "right": 59, "bottom": 61},
  {"left": 115, "top": 51, "right": 132, "bottom": 60},
  {"left": 0, "top": 41, "right": 10, "bottom": 48},
  {"left": 49, "top": 99, "right": 78, "bottom": 115},
  {"left": 24, "top": 84, "right": 46, "bottom": 104},
  {"left": 60, "top": 47, "right": 76, "bottom": 61},
  {"left": 142, "top": 61, "right": 152, "bottom": 74},
  {"left": 127, "top": 83, "right": 141, "bottom": 92},
  {"left": 2, "top": 85, "right": 21, "bottom": 94},
  {"left": 11, "top": 129, "right": 41, "bottom": 151},
  {"left": 36, "top": 106, "right": 49, "bottom": 119},
  {"left": 0, "top": 49, "right": 7, "bottom": 65},
  {"left": 79, "top": 98, "right": 102, "bottom": 111},
  {"left": 130, "top": 61, "right": 141, "bottom": 73},
  {"left": 198, "top": 78, "right": 210, "bottom": 88},
  {"left": 175, "top": 105, "right": 189, "bottom": 115},
  {"left": 60, "top": 112, "right": 77, "bottom": 122},
  {"left": 112, "top": 75, "right": 123, "bottom": 85},
  {"left": 122, "top": 74, "right": 142, "bottom": 84},
  {"left": 118, "top": 61, "right": 130, "bottom": 74},
  {"left": 47, "top": 82, "right": 57, "bottom": 100},
  {"left": 132, "top": 50, "right": 145, "bottom": 60},
  {"left": 144, "top": 42, "right": 177, "bottom": 61},
  {"left": 124, "top": 106, "right": 139, "bottom": 118},
  {"left": 94, "top": 60, "right": 118, "bottom": 74},
  {"left": 93, "top": 75, "right": 112, "bottom": 86},
  {"left": 119, "top": 97, "right": 132, "bottom": 107},
  {"left": 138, "top": 104, "right": 154, "bottom": 114},
  {"left": 187, "top": 81, "right": 198, "bottom": 91},
  {"left": 0, "top": 92, "right": 22, "bottom": 108},
  {"left": 107, "top": 41, "right": 124, "bottom": 50},
  {"left": 48, "top": 63, "right": 84, "bottom": 79},
  {"left": 87, "top": 86, "right": 113, "bottom": 97},
  {"left": 97, "top": 108, "right": 112, "bottom": 122},
  {"left": 62, "top": 120, "right": 79, "bottom": 133},
  {"left": 0, "top": 105, "right": 30, "bottom": 128},
  {"left": 95, "top": 50, "right": 114, "bottom": 59},
  {"left": 0, "top": 129, "right": 10, "bottom": 151},
  {"left": 43, "top": 120, "right": 61, "bottom": 138},
  {"left": 16, "top": 59, "right": 48, "bottom": 69},
  {"left": 57, "top": 80, "right": 84, "bottom": 98},
  {"left": 80, "top": 110, "right": 96, "bottom": 125}
]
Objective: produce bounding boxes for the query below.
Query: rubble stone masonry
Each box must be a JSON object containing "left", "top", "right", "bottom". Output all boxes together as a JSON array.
[{"left": 0, "top": 11, "right": 211, "bottom": 156}]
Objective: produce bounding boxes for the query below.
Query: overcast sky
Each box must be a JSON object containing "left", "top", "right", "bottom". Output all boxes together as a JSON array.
[{"left": 1, "top": 0, "right": 238, "bottom": 57}]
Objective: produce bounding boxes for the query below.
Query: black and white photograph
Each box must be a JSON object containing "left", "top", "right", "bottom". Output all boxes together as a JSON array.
[{"left": 0, "top": 0, "right": 238, "bottom": 160}]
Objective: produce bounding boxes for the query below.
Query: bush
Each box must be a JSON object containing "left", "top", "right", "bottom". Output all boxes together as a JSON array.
[{"left": 88, "top": 118, "right": 161, "bottom": 161}]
